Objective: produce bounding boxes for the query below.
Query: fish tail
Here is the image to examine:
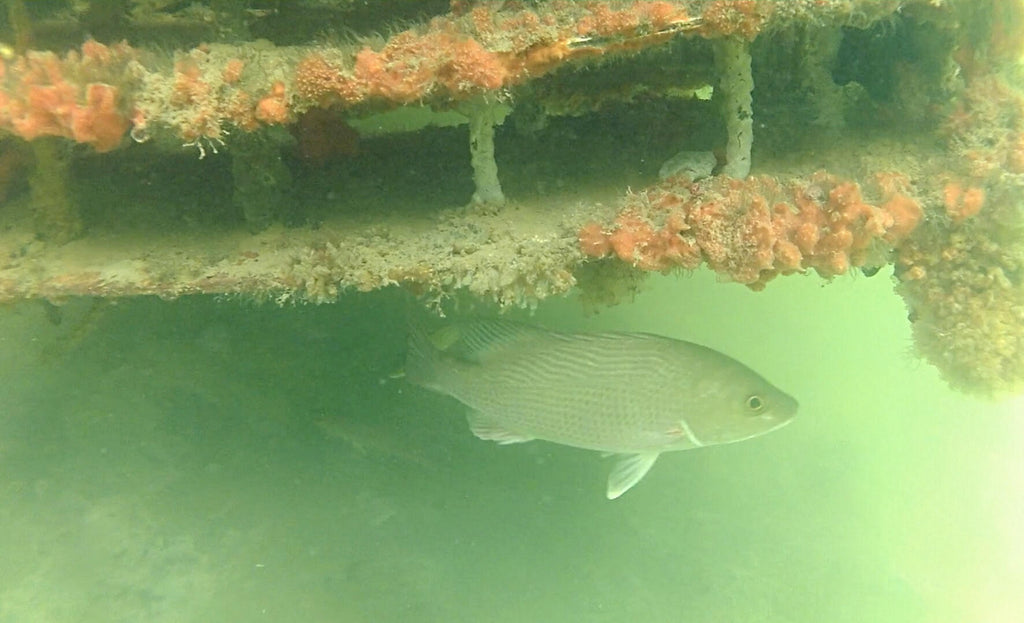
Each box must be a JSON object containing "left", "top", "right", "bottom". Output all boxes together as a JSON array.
[{"left": 405, "top": 321, "right": 442, "bottom": 391}]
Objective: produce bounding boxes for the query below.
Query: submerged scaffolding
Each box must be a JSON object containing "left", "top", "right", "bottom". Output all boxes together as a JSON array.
[{"left": 0, "top": 0, "right": 1022, "bottom": 395}]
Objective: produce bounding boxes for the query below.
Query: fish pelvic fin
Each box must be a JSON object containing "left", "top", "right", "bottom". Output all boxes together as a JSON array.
[{"left": 606, "top": 452, "right": 660, "bottom": 500}]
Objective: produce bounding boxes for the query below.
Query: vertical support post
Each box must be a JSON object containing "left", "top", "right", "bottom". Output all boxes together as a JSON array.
[
  {"left": 466, "top": 97, "right": 507, "bottom": 205},
  {"left": 29, "top": 138, "right": 81, "bottom": 244},
  {"left": 231, "top": 130, "right": 293, "bottom": 232},
  {"left": 714, "top": 37, "right": 754, "bottom": 179}
]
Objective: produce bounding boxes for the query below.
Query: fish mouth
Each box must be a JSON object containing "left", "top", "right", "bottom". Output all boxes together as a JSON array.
[
  {"left": 752, "top": 395, "right": 799, "bottom": 437},
  {"left": 777, "top": 392, "right": 800, "bottom": 420},
  {"left": 720, "top": 415, "right": 794, "bottom": 446},
  {"left": 767, "top": 407, "right": 798, "bottom": 433},
  {"left": 766, "top": 414, "right": 796, "bottom": 432}
]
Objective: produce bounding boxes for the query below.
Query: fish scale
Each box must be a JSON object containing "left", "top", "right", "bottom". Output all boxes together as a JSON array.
[
  {"left": 407, "top": 320, "right": 798, "bottom": 499},
  {"left": 458, "top": 346, "right": 678, "bottom": 450}
]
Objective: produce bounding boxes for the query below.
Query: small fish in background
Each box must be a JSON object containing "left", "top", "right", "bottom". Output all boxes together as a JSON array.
[{"left": 406, "top": 320, "right": 798, "bottom": 499}]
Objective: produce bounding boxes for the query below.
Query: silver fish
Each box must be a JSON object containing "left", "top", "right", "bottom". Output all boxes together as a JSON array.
[{"left": 406, "top": 320, "right": 798, "bottom": 499}]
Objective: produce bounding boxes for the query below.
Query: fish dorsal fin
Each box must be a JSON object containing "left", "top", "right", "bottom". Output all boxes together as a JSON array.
[
  {"left": 444, "top": 320, "right": 547, "bottom": 363},
  {"left": 606, "top": 452, "right": 661, "bottom": 500},
  {"left": 467, "top": 410, "right": 534, "bottom": 445}
]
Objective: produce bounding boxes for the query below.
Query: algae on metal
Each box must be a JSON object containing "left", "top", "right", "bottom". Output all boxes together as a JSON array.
[{"left": 0, "top": 0, "right": 1022, "bottom": 394}]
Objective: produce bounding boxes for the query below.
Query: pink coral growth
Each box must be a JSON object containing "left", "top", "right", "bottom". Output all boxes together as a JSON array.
[
  {"left": 698, "top": 0, "right": 772, "bottom": 41},
  {"left": 0, "top": 42, "right": 134, "bottom": 152},
  {"left": 294, "top": 2, "right": 697, "bottom": 108},
  {"left": 579, "top": 172, "right": 923, "bottom": 289},
  {"left": 295, "top": 28, "right": 514, "bottom": 107}
]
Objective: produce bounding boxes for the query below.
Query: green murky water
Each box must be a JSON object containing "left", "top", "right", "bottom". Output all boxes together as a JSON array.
[{"left": 1, "top": 269, "right": 1020, "bottom": 622}]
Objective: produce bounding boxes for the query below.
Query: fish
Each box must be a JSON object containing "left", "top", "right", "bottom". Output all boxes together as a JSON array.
[{"left": 406, "top": 319, "right": 798, "bottom": 499}]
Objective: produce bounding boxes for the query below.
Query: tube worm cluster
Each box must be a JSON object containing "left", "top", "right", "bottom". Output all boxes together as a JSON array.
[
  {"left": 0, "top": 2, "right": 755, "bottom": 153},
  {"left": 0, "top": 41, "right": 135, "bottom": 152},
  {"left": 579, "top": 171, "right": 923, "bottom": 289}
]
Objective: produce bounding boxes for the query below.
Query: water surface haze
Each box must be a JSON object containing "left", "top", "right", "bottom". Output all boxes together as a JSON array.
[{"left": 0, "top": 270, "right": 1020, "bottom": 622}]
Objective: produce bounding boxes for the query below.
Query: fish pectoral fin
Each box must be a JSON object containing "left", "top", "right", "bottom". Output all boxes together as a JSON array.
[
  {"left": 606, "top": 452, "right": 660, "bottom": 500},
  {"left": 467, "top": 410, "right": 534, "bottom": 445}
]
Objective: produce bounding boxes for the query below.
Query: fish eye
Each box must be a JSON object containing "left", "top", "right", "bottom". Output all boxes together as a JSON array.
[{"left": 745, "top": 395, "right": 765, "bottom": 413}]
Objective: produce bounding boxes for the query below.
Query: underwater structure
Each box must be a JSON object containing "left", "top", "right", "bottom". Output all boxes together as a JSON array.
[{"left": 0, "top": 0, "right": 1022, "bottom": 396}]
